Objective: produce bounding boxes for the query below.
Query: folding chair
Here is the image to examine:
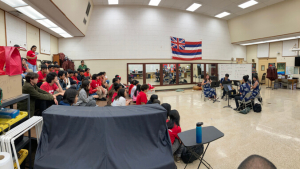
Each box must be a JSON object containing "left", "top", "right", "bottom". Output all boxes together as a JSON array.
[{"left": 238, "top": 91, "right": 253, "bottom": 110}]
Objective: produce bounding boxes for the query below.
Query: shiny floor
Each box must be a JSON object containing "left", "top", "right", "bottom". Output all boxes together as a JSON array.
[{"left": 155, "top": 86, "right": 300, "bottom": 169}]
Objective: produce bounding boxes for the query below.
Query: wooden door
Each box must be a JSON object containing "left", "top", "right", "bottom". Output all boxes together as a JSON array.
[{"left": 258, "top": 58, "right": 277, "bottom": 85}]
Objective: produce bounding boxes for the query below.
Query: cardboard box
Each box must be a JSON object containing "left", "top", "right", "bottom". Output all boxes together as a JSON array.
[{"left": 0, "top": 75, "right": 22, "bottom": 100}]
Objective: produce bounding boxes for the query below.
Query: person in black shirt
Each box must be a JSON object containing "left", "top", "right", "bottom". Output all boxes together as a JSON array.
[{"left": 77, "top": 69, "right": 85, "bottom": 81}]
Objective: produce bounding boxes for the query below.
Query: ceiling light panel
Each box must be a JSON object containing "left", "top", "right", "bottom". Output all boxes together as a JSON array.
[
  {"left": 215, "top": 12, "right": 231, "bottom": 18},
  {"left": 186, "top": 3, "right": 202, "bottom": 12},
  {"left": 149, "top": 0, "right": 161, "bottom": 6},
  {"left": 50, "top": 27, "right": 67, "bottom": 34},
  {"left": 36, "top": 19, "right": 58, "bottom": 28},
  {"left": 108, "top": 0, "right": 118, "bottom": 5},
  {"left": 1, "top": 0, "right": 27, "bottom": 8},
  {"left": 16, "top": 6, "right": 46, "bottom": 20},
  {"left": 59, "top": 33, "right": 73, "bottom": 38},
  {"left": 238, "top": 0, "right": 258, "bottom": 9}
]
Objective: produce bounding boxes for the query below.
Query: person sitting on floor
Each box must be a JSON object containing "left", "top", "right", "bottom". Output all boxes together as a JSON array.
[
  {"left": 108, "top": 77, "right": 120, "bottom": 91},
  {"left": 131, "top": 80, "right": 139, "bottom": 98},
  {"left": 40, "top": 72, "right": 65, "bottom": 102},
  {"left": 115, "top": 75, "right": 126, "bottom": 88},
  {"left": 59, "top": 89, "right": 78, "bottom": 106},
  {"left": 76, "top": 80, "right": 98, "bottom": 106},
  {"left": 234, "top": 75, "right": 251, "bottom": 111},
  {"left": 90, "top": 74, "right": 107, "bottom": 100},
  {"left": 103, "top": 72, "right": 109, "bottom": 84},
  {"left": 202, "top": 74, "right": 217, "bottom": 101},
  {"left": 77, "top": 69, "right": 85, "bottom": 81},
  {"left": 48, "top": 65, "right": 54, "bottom": 73},
  {"left": 111, "top": 88, "right": 131, "bottom": 106},
  {"left": 37, "top": 64, "right": 48, "bottom": 87},
  {"left": 18, "top": 72, "right": 57, "bottom": 117},
  {"left": 161, "top": 103, "right": 171, "bottom": 120},
  {"left": 112, "top": 83, "right": 122, "bottom": 102},
  {"left": 58, "top": 71, "right": 67, "bottom": 90},
  {"left": 152, "top": 99, "right": 161, "bottom": 104},
  {"left": 136, "top": 84, "right": 149, "bottom": 105},
  {"left": 167, "top": 110, "right": 184, "bottom": 162},
  {"left": 54, "top": 65, "right": 60, "bottom": 74},
  {"left": 132, "top": 84, "right": 141, "bottom": 103},
  {"left": 84, "top": 68, "right": 91, "bottom": 78},
  {"left": 147, "top": 94, "right": 158, "bottom": 104},
  {"left": 98, "top": 72, "right": 108, "bottom": 88},
  {"left": 128, "top": 80, "right": 135, "bottom": 96}
]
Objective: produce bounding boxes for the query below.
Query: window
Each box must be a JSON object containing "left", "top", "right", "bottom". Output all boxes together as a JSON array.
[
  {"left": 146, "top": 64, "right": 160, "bottom": 86},
  {"left": 179, "top": 64, "right": 191, "bottom": 84},
  {"left": 128, "top": 64, "right": 143, "bottom": 85},
  {"left": 206, "top": 64, "right": 218, "bottom": 82},
  {"left": 193, "top": 64, "right": 204, "bottom": 83},
  {"left": 163, "top": 64, "right": 177, "bottom": 85}
]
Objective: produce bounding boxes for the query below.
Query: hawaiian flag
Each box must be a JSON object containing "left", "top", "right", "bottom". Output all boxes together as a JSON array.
[{"left": 171, "top": 36, "right": 202, "bottom": 60}]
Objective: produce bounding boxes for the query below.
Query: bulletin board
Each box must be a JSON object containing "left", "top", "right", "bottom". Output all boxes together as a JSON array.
[
  {"left": 40, "top": 30, "right": 51, "bottom": 54},
  {"left": 5, "top": 12, "right": 27, "bottom": 48}
]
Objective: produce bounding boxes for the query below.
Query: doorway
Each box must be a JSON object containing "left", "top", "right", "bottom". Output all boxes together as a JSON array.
[{"left": 258, "top": 58, "right": 277, "bottom": 86}]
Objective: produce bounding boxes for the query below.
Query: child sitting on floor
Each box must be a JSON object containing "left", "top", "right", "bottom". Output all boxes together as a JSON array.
[{"left": 59, "top": 89, "right": 78, "bottom": 106}]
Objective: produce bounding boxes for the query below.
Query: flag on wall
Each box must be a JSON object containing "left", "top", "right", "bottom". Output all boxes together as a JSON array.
[{"left": 171, "top": 37, "right": 202, "bottom": 60}]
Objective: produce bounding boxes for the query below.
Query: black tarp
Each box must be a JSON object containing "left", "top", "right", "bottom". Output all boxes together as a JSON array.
[{"left": 34, "top": 104, "right": 176, "bottom": 169}]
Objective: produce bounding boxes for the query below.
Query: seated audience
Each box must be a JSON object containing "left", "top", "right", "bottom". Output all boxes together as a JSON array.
[
  {"left": 72, "top": 71, "right": 80, "bottom": 83},
  {"left": 115, "top": 75, "right": 126, "bottom": 88},
  {"left": 40, "top": 72, "right": 65, "bottom": 103},
  {"left": 132, "top": 84, "right": 141, "bottom": 103},
  {"left": 18, "top": 72, "right": 57, "bottom": 117},
  {"left": 67, "top": 70, "right": 77, "bottom": 85},
  {"left": 202, "top": 74, "right": 217, "bottom": 101},
  {"left": 78, "top": 69, "right": 85, "bottom": 81},
  {"left": 167, "top": 110, "right": 184, "bottom": 162},
  {"left": 59, "top": 89, "right": 78, "bottom": 106},
  {"left": 89, "top": 74, "right": 107, "bottom": 100},
  {"left": 54, "top": 65, "right": 60, "bottom": 74},
  {"left": 103, "top": 72, "right": 109, "bottom": 84},
  {"left": 84, "top": 68, "right": 91, "bottom": 77},
  {"left": 152, "top": 99, "right": 161, "bottom": 104},
  {"left": 112, "top": 83, "right": 122, "bottom": 102},
  {"left": 78, "top": 60, "right": 87, "bottom": 70},
  {"left": 21, "top": 58, "right": 29, "bottom": 77},
  {"left": 147, "top": 94, "right": 158, "bottom": 104},
  {"left": 76, "top": 80, "right": 98, "bottom": 106},
  {"left": 128, "top": 80, "right": 135, "bottom": 96},
  {"left": 234, "top": 75, "right": 251, "bottom": 111},
  {"left": 37, "top": 64, "right": 48, "bottom": 87},
  {"left": 58, "top": 71, "right": 67, "bottom": 90},
  {"left": 108, "top": 77, "right": 120, "bottom": 91},
  {"left": 161, "top": 103, "right": 171, "bottom": 119},
  {"left": 250, "top": 75, "right": 260, "bottom": 100},
  {"left": 98, "top": 72, "right": 108, "bottom": 88},
  {"left": 238, "top": 155, "right": 276, "bottom": 169},
  {"left": 54, "top": 61, "right": 58, "bottom": 65},
  {"left": 111, "top": 88, "right": 131, "bottom": 106},
  {"left": 131, "top": 80, "right": 139, "bottom": 98},
  {"left": 48, "top": 65, "right": 54, "bottom": 73},
  {"left": 136, "top": 84, "right": 149, "bottom": 105}
]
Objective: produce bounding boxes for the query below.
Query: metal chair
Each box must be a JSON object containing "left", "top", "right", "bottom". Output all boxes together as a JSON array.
[
  {"left": 201, "top": 88, "right": 208, "bottom": 101},
  {"left": 281, "top": 79, "right": 288, "bottom": 89},
  {"left": 238, "top": 91, "right": 253, "bottom": 110}
]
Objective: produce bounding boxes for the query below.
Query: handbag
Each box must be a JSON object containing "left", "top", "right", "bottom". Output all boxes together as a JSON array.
[{"left": 0, "top": 46, "right": 24, "bottom": 76}]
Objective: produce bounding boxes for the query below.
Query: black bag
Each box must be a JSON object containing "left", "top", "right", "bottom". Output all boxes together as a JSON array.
[
  {"left": 253, "top": 103, "right": 261, "bottom": 113},
  {"left": 181, "top": 145, "right": 204, "bottom": 164}
]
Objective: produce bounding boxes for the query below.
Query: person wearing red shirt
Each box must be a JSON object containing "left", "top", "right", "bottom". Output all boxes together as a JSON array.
[
  {"left": 98, "top": 72, "right": 108, "bottom": 88},
  {"left": 136, "top": 84, "right": 149, "bottom": 105},
  {"left": 40, "top": 72, "right": 65, "bottom": 105},
  {"left": 37, "top": 65, "right": 48, "bottom": 87},
  {"left": 21, "top": 58, "right": 29, "bottom": 79},
  {"left": 167, "top": 110, "right": 184, "bottom": 162},
  {"left": 89, "top": 74, "right": 107, "bottom": 100},
  {"left": 111, "top": 83, "right": 122, "bottom": 102},
  {"left": 26, "top": 45, "right": 37, "bottom": 72},
  {"left": 108, "top": 77, "right": 120, "bottom": 91},
  {"left": 54, "top": 65, "right": 60, "bottom": 74},
  {"left": 84, "top": 68, "right": 91, "bottom": 78},
  {"left": 128, "top": 80, "right": 135, "bottom": 96}
]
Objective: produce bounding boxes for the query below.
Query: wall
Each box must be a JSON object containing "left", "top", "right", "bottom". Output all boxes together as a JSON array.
[
  {"left": 51, "top": 0, "right": 93, "bottom": 35},
  {"left": 0, "top": 10, "right": 5, "bottom": 46},
  {"left": 59, "top": 6, "right": 246, "bottom": 60},
  {"left": 228, "top": 0, "right": 300, "bottom": 43}
]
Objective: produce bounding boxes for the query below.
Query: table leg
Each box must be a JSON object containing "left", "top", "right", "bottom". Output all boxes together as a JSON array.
[{"left": 197, "top": 143, "right": 210, "bottom": 169}]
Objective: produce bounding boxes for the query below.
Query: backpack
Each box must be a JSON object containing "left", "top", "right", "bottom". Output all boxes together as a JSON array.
[
  {"left": 181, "top": 145, "right": 204, "bottom": 164},
  {"left": 253, "top": 103, "right": 261, "bottom": 113}
]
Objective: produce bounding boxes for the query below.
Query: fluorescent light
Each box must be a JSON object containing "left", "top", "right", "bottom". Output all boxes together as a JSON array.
[
  {"left": 16, "top": 6, "right": 46, "bottom": 20},
  {"left": 186, "top": 3, "right": 201, "bottom": 12},
  {"left": 59, "top": 33, "right": 73, "bottom": 38},
  {"left": 108, "top": 0, "right": 118, "bottom": 5},
  {"left": 36, "top": 19, "right": 58, "bottom": 28},
  {"left": 1, "top": 0, "right": 27, "bottom": 8},
  {"left": 278, "top": 37, "right": 297, "bottom": 41},
  {"left": 50, "top": 27, "right": 67, "bottom": 34},
  {"left": 149, "top": 0, "right": 161, "bottom": 6},
  {"left": 238, "top": 0, "right": 258, "bottom": 9},
  {"left": 215, "top": 12, "right": 231, "bottom": 18},
  {"left": 264, "top": 39, "right": 280, "bottom": 43}
]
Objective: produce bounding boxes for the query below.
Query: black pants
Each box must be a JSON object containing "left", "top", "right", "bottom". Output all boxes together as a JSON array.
[
  {"left": 35, "top": 95, "right": 63, "bottom": 116},
  {"left": 222, "top": 88, "right": 226, "bottom": 97}
]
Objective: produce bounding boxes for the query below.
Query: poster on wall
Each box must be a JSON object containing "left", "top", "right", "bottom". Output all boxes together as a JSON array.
[
  {"left": 286, "top": 66, "right": 294, "bottom": 75},
  {"left": 277, "top": 63, "right": 286, "bottom": 75}
]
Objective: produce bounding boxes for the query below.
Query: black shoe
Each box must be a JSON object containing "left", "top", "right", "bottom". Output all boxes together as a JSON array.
[
  {"left": 221, "top": 96, "right": 224, "bottom": 99},
  {"left": 100, "top": 98, "right": 107, "bottom": 101},
  {"left": 234, "top": 108, "right": 238, "bottom": 111}
]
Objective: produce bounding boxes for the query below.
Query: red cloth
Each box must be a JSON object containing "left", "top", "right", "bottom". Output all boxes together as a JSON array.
[
  {"left": 136, "top": 91, "right": 147, "bottom": 105},
  {"left": 266, "top": 67, "right": 278, "bottom": 81},
  {"left": 71, "top": 76, "right": 79, "bottom": 84},
  {"left": 40, "top": 82, "right": 58, "bottom": 95},
  {"left": 128, "top": 84, "right": 134, "bottom": 95},
  {"left": 111, "top": 92, "right": 118, "bottom": 102},
  {"left": 89, "top": 87, "right": 97, "bottom": 94},
  {"left": 0, "top": 46, "right": 23, "bottom": 75},
  {"left": 22, "top": 66, "right": 27, "bottom": 73},
  {"left": 59, "top": 53, "right": 65, "bottom": 60},
  {"left": 97, "top": 79, "right": 102, "bottom": 86},
  {"left": 55, "top": 71, "right": 59, "bottom": 75},
  {"left": 84, "top": 72, "right": 90, "bottom": 77},
  {"left": 90, "top": 80, "right": 99, "bottom": 89},
  {"left": 37, "top": 71, "right": 46, "bottom": 83},
  {"left": 27, "top": 50, "right": 37, "bottom": 65},
  {"left": 68, "top": 60, "right": 74, "bottom": 70},
  {"left": 168, "top": 124, "right": 181, "bottom": 144},
  {"left": 108, "top": 84, "right": 113, "bottom": 91},
  {"left": 62, "top": 61, "right": 68, "bottom": 70},
  {"left": 148, "top": 84, "right": 155, "bottom": 90}
]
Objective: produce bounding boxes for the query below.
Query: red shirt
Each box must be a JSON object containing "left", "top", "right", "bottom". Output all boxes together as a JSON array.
[
  {"left": 136, "top": 91, "right": 147, "bottom": 105},
  {"left": 55, "top": 71, "right": 59, "bottom": 74},
  {"left": 97, "top": 79, "right": 102, "bottom": 86},
  {"left": 71, "top": 76, "right": 79, "bottom": 83},
  {"left": 111, "top": 92, "right": 118, "bottom": 102},
  {"left": 89, "top": 87, "right": 97, "bottom": 94},
  {"left": 26, "top": 50, "right": 37, "bottom": 65},
  {"left": 84, "top": 72, "right": 90, "bottom": 77},
  {"left": 22, "top": 66, "right": 27, "bottom": 73},
  {"left": 128, "top": 84, "right": 134, "bottom": 95},
  {"left": 90, "top": 80, "right": 99, "bottom": 89},
  {"left": 40, "top": 82, "right": 58, "bottom": 95},
  {"left": 108, "top": 84, "right": 113, "bottom": 91},
  {"left": 37, "top": 71, "right": 46, "bottom": 83},
  {"left": 168, "top": 123, "right": 181, "bottom": 144}
]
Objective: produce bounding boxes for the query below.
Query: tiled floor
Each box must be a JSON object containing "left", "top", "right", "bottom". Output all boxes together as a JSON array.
[{"left": 152, "top": 86, "right": 300, "bottom": 169}]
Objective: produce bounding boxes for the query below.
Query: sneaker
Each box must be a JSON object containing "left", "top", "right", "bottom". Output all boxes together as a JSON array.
[
  {"left": 234, "top": 108, "right": 238, "bottom": 111},
  {"left": 221, "top": 96, "right": 224, "bottom": 99},
  {"left": 174, "top": 156, "right": 181, "bottom": 163}
]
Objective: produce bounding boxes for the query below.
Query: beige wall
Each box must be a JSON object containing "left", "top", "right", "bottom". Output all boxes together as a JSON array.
[
  {"left": 74, "top": 59, "right": 233, "bottom": 90},
  {"left": 246, "top": 45, "right": 258, "bottom": 64},
  {"left": 51, "top": 0, "right": 93, "bottom": 35},
  {"left": 0, "top": 10, "right": 5, "bottom": 46},
  {"left": 228, "top": 0, "right": 300, "bottom": 43}
]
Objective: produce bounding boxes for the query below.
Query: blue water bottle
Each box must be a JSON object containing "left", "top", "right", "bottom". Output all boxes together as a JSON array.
[{"left": 196, "top": 122, "right": 203, "bottom": 143}]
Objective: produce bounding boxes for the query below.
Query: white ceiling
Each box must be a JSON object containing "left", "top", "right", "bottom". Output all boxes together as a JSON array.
[{"left": 93, "top": 0, "right": 285, "bottom": 20}]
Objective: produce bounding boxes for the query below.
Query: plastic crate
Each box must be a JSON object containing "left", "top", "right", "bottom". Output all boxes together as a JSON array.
[{"left": 14, "top": 149, "right": 28, "bottom": 169}]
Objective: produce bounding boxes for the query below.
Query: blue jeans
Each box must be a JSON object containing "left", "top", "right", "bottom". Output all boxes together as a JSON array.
[
  {"left": 90, "top": 93, "right": 97, "bottom": 96},
  {"left": 21, "top": 73, "right": 27, "bottom": 78},
  {"left": 27, "top": 62, "right": 37, "bottom": 72},
  {"left": 77, "top": 82, "right": 82, "bottom": 90},
  {"left": 106, "top": 80, "right": 110, "bottom": 84}
]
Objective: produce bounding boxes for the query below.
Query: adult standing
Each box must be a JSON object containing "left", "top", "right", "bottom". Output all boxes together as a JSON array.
[
  {"left": 78, "top": 60, "right": 87, "bottom": 70},
  {"left": 27, "top": 45, "right": 38, "bottom": 72}
]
